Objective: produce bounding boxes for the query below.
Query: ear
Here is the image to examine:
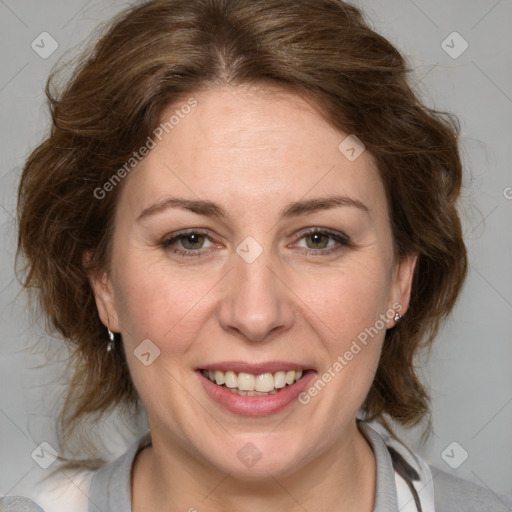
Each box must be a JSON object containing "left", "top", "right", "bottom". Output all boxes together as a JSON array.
[
  {"left": 387, "top": 253, "right": 418, "bottom": 327},
  {"left": 85, "top": 251, "right": 120, "bottom": 332}
]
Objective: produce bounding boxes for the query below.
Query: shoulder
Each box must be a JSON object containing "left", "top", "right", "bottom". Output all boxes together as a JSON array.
[
  {"left": 429, "top": 464, "right": 512, "bottom": 512},
  {"left": 28, "top": 468, "right": 94, "bottom": 512},
  {"left": 26, "top": 433, "right": 150, "bottom": 512}
]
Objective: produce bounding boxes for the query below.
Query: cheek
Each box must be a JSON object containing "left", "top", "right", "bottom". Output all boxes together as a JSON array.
[
  {"left": 112, "top": 255, "right": 218, "bottom": 353},
  {"left": 299, "top": 260, "right": 392, "bottom": 342},
  {"left": 113, "top": 262, "right": 218, "bottom": 415},
  {"left": 293, "top": 259, "right": 391, "bottom": 403}
]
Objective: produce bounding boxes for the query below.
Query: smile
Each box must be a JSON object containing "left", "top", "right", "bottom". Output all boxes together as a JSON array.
[
  {"left": 196, "top": 363, "right": 315, "bottom": 416},
  {"left": 201, "top": 369, "right": 305, "bottom": 396}
]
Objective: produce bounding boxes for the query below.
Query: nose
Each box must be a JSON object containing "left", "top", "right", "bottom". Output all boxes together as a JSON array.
[{"left": 218, "top": 245, "right": 295, "bottom": 343}]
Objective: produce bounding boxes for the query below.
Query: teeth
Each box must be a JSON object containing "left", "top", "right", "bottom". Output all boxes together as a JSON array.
[
  {"left": 273, "top": 370, "right": 287, "bottom": 388},
  {"left": 202, "top": 368, "right": 306, "bottom": 394},
  {"left": 224, "top": 371, "right": 237, "bottom": 389},
  {"left": 255, "top": 373, "right": 274, "bottom": 392},
  {"left": 214, "top": 370, "right": 225, "bottom": 385},
  {"left": 238, "top": 372, "right": 256, "bottom": 391},
  {"left": 247, "top": 390, "right": 278, "bottom": 396}
]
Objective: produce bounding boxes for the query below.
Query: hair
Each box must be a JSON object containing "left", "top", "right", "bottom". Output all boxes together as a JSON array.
[{"left": 17, "top": 0, "right": 467, "bottom": 462}]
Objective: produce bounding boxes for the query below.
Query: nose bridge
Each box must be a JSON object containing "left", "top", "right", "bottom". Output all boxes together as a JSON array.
[{"left": 218, "top": 236, "right": 294, "bottom": 342}]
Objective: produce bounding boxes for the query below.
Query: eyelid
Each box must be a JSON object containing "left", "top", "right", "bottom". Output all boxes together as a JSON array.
[
  {"left": 293, "top": 227, "right": 350, "bottom": 243},
  {"left": 163, "top": 227, "right": 211, "bottom": 240}
]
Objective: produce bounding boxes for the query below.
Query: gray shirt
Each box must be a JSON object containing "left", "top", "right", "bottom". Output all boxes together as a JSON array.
[{"left": 87, "top": 421, "right": 512, "bottom": 512}]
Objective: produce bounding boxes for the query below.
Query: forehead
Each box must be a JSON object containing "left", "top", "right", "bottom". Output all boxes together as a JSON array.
[{"left": 118, "top": 85, "right": 387, "bottom": 220}]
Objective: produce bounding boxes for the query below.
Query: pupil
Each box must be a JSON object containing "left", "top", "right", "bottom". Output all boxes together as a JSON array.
[
  {"left": 184, "top": 233, "right": 202, "bottom": 249},
  {"left": 308, "top": 233, "right": 327, "bottom": 248}
]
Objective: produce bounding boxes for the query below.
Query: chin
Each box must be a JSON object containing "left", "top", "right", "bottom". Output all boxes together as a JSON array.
[{"left": 201, "top": 437, "right": 308, "bottom": 481}]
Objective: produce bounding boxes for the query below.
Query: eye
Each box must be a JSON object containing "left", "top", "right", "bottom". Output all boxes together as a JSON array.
[
  {"left": 162, "top": 229, "right": 215, "bottom": 256},
  {"left": 293, "top": 228, "right": 351, "bottom": 255},
  {"left": 161, "top": 227, "right": 351, "bottom": 258}
]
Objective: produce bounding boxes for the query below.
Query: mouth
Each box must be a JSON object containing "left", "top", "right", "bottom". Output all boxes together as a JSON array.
[
  {"left": 196, "top": 363, "right": 315, "bottom": 416},
  {"left": 199, "top": 368, "right": 307, "bottom": 396}
]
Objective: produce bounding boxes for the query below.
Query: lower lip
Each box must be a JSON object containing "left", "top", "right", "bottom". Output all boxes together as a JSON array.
[{"left": 197, "top": 370, "right": 316, "bottom": 416}]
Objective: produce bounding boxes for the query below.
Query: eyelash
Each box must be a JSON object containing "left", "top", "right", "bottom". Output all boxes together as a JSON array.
[{"left": 161, "top": 228, "right": 352, "bottom": 258}]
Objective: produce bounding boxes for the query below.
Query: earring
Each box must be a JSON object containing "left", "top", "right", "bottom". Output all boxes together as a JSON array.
[
  {"left": 394, "top": 311, "right": 402, "bottom": 323},
  {"left": 107, "top": 329, "right": 115, "bottom": 352}
]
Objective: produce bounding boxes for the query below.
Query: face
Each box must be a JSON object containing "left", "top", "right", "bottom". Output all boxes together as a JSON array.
[{"left": 91, "top": 85, "right": 416, "bottom": 479}]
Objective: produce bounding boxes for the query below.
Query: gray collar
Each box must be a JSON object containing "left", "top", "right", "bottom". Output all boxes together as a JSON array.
[
  {"left": 88, "top": 421, "right": 398, "bottom": 512},
  {"left": 358, "top": 420, "right": 399, "bottom": 511}
]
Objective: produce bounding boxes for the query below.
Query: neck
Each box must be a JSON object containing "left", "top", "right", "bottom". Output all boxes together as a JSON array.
[{"left": 132, "top": 421, "right": 376, "bottom": 512}]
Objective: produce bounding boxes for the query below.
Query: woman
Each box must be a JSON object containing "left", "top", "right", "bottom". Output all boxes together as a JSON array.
[{"left": 13, "top": 0, "right": 512, "bottom": 511}]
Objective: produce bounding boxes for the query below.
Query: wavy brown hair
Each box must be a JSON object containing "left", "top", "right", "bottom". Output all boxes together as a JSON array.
[{"left": 17, "top": 0, "right": 467, "bottom": 459}]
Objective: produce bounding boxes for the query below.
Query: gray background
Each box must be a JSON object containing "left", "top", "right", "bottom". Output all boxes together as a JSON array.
[{"left": 1, "top": 0, "right": 511, "bottom": 500}]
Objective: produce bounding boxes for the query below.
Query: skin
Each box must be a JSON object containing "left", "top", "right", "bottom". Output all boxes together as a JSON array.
[{"left": 90, "top": 84, "right": 417, "bottom": 512}]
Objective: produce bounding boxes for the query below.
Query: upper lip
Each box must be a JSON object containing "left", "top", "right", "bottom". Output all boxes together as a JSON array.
[{"left": 197, "top": 361, "right": 313, "bottom": 374}]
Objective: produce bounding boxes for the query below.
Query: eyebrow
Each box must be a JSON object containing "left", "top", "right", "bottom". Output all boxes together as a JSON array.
[{"left": 136, "top": 195, "right": 369, "bottom": 222}]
